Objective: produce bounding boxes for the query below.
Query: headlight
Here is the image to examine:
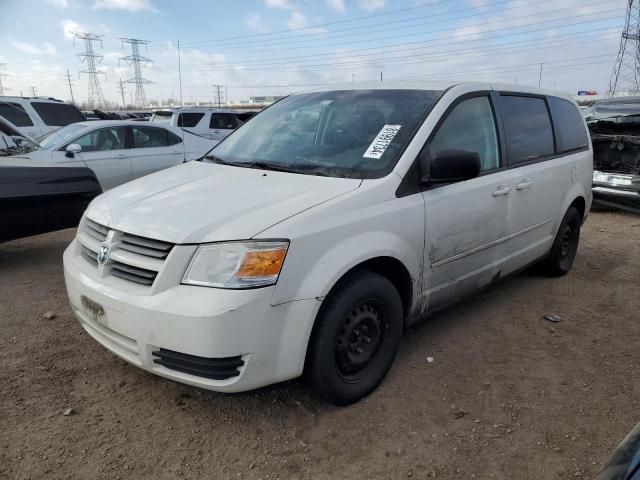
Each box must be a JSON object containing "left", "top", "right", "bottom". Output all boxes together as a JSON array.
[{"left": 182, "top": 241, "right": 289, "bottom": 289}]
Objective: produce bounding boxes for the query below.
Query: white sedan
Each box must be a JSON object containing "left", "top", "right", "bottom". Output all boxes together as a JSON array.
[{"left": 2, "top": 120, "right": 217, "bottom": 190}]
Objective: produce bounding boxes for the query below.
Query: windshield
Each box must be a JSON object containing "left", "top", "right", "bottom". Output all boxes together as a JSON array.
[
  {"left": 36, "top": 124, "right": 90, "bottom": 150},
  {"left": 206, "top": 89, "right": 442, "bottom": 178}
]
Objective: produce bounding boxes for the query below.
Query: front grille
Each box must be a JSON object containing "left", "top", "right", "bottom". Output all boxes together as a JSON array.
[
  {"left": 152, "top": 348, "right": 245, "bottom": 380},
  {"left": 77, "top": 217, "right": 174, "bottom": 288}
]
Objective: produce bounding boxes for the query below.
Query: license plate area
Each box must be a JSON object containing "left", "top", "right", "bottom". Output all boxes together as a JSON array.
[{"left": 81, "top": 294, "right": 105, "bottom": 319}]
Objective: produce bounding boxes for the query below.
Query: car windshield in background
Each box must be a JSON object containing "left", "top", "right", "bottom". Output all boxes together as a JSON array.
[
  {"left": 206, "top": 89, "right": 442, "bottom": 178},
  {"left": 31, "top": 102, "right": 85, "bottom": 126},
  {"left": 37, "top": 124, "right": 89, "bottom": 150}
]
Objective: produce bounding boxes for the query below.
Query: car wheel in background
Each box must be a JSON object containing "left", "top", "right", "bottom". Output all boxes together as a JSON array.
[{"left": 540, "top": 205, "right": 581, "bottom": 276}]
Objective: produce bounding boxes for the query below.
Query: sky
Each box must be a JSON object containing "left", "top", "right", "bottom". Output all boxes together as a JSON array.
[{"left": 0, "top": 0, "right": 630, "bottom": 106}]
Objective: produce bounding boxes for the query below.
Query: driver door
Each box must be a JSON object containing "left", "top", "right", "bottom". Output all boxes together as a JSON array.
[
  {"left": 422, "top": 93, "right": 515, "bottom": 313},
  {"left": 56, "top": 126, "right": 131, "bottom": 191}
]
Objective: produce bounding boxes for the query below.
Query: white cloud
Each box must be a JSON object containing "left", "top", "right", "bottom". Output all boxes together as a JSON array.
[
  {"left": 46, "top": 0, "right": 70, "bottom": 8},
  {"left": 246, "top": 13, "right": 266, "bottom": 32},
  {"left": 61, "top": 19, "right": 108, "bottom": 39},
  {"left": 265, "top": 0, "right": 294, "bottom": 9},
  {"left": 44, "top": 43, "right": 58, "bottom": 55},
  {"left": 92, "top": 0, "right": 157, "bottom": 12},
  {"left": 287, "top": 11, "right": 308, "bottom": 29},
  {"left": 11, "top": 41, "right": 42, "bottom": 55},
  {"left": 358, "top": 0, "right": 385, "bottom": 11},
  {"left": 325, "top": 0, "right": 345, "bottom": 13}
]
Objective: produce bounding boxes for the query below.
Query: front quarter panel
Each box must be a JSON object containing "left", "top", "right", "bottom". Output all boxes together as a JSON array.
[{"left": 264, "top": 176, "right": 425, "bottom": 318}]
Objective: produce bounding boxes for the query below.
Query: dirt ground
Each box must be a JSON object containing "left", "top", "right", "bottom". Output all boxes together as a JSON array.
[{"left": 1, "top": 210, "right": 639, "bottom": 480}]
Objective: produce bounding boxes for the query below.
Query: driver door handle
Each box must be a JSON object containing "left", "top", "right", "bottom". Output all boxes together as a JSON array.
[
  {"left": 516, "top": 179, "right": 533, "bottom": 190},
  {"left": 492, "top": 185, "right": 512, "bottom": 196},
  {"left": 115, "top": 153, "right": 126, "bottom": 158}
]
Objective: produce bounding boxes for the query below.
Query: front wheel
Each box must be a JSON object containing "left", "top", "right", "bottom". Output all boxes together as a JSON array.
[
  {"left": 540, "top": 206, "right": 582, "bottom": 276},
  {"left": 306, "top": 270, "right": 404, "bottom": 406}
]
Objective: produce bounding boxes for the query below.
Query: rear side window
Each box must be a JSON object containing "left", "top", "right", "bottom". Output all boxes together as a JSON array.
[
  {"left": 0, "top": 103, "right": 34, "bottom": 127},
  {"left": 500, "top": 95, "right": 555, "bottom": 164},
  {"left": 31, "top": 102, "right": 84, "bottom": 126},
  {"left": 132, "top": 126, "right": 176, "bottom": 148},
  {"left": 177, "top": 112, "right": 204, "bottom": 127},
  {"left": 210, "top": 113, "right": 237, "bottom": 129},
  {"left": 548, "top": 97, "right": 589, "bottom": 153}
]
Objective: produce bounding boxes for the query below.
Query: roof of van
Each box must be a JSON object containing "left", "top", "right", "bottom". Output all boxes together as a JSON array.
[
  {"left": 0, "top": 96, "right": 66, "bottom": 103},
  {"left": 152, "top": 107, "right": 239, "bottom": 114},
  {"left": 291, "top": 81, "right": 571, "bottom": 100}
]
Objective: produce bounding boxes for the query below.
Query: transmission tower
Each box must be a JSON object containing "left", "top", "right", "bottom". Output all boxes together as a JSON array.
[
  {"left": 609, "top": 0, "right": 640, "bottom": 96},
  {"left": 73, "top": 32, "right": 106, "bottom": 108},
  {"left": 0, "top": 64, "right": 9, "bottom": 96},
  {"left": 119, "top": 38, "right": 153, "bottom": 107}
]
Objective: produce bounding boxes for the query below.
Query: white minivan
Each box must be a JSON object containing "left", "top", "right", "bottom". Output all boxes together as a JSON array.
[
  {"left": 63, "top": 82, "right": 592, "bottom": 405},
  {"left": 150, "top": 107, "right": 247, "bottom": 143}
]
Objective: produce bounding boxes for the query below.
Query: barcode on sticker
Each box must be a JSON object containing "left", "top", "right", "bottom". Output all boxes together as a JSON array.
[{"left": 363, "top": 125, "right": 402, "bottom": 159}]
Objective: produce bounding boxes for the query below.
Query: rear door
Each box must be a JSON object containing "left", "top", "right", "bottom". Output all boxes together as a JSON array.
[
  {"left": 67, "top": 126, "right": 130, "bottom": 190},
  {"left": 422, "top": 93, "right": 515, "bottom": 312},
  {"left": 129, "top": 125, "right": 184, "bottom": 180},
  {"left": 209, "top": 113, "right": 237, "bottom": 142},
  {"left": 497, "top": 94, "right": 586, "bottom": 274}
]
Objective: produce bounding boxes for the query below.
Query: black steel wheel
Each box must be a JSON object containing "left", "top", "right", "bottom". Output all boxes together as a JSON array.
[
  {"left": 306, "top": 270, "right": 403, "bottom": 406},
  {"left": 540, "top": 205, "right": 582, "bottom": 276}
]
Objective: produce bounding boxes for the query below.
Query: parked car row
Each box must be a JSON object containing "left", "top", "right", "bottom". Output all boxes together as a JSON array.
[
  {"left": 150, "top": 107, "right": 257, "bottom": 142},
  {"left": 0, "top": 96, "right": 85, "bottom": 138}
]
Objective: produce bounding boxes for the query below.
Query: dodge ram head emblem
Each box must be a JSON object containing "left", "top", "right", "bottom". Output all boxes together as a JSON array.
[{"left": 97, "top": 244, "right": 111, "bottom": 266}]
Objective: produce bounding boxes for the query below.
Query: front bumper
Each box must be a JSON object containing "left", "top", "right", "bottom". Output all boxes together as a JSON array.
[
  {"left": 63, "top": 239, "right": 320, "bottom": 392},
  {"left": 592, "top": 170, "right": 640, "bottom": 214}
]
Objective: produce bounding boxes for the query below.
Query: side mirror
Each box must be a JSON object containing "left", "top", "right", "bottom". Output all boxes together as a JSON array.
[
  {"left": 420, "top": 149, "right": 481, "bottom": 184},
  {"left": 65, "top": 143, "right": 82, "bottom": 158}
]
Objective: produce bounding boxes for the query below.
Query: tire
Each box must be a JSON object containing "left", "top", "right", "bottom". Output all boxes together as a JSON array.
[
  {"left": 540, "top": 206, "right": 581, "bottom": 276},
  {"left": 306, "top": 270, "right": 404, "bottom": 406}
]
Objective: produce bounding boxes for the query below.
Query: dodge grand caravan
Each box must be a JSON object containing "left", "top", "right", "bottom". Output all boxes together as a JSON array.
[{"left": 63, "top": 82, "right": 593, "bottom": 405}]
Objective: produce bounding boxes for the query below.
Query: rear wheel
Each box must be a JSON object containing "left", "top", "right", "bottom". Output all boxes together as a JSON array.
[
  {"left": 306, "top": 270, "right": 403, "bottom": 406},
  {"left": 540, "top": 206, "right": 581, "bottom": 276}
]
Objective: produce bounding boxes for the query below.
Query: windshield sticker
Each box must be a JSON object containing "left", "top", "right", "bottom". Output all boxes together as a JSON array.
[{"left": 363, "top": 125, "right": 402, "bottom": 159}]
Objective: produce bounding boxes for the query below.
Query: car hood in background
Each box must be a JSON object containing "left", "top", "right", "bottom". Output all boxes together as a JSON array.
[
  {"left": 0, "top": 152, "right": 53, "bottom": 167},
  {"left": 86, "top": 161, "right": 362, "bottom": 244}
]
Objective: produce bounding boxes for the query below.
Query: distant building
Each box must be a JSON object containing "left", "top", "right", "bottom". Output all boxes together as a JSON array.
[{"left": 249, "top": 95, "right": 285, "bottom": 104}]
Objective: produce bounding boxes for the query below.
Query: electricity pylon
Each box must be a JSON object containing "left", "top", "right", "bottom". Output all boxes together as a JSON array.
[
  {"left": 609, "top": 0, "right": 640, "bottom": 96},
  {"left": 73, "top": 32, "right": 106, "bottom": 108},
  {"left": 119, "top": 38, "right": 153, "bottom": 107}
]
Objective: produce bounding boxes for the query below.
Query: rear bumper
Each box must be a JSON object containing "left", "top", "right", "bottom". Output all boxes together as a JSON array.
[
  {"left": 592, "top": 170, "right": 640, "bottom": 213},
  {"left": 63, "top": 240, "right": 320, "bottom": 392}
]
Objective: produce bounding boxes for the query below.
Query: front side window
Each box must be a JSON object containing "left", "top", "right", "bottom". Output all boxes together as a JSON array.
[
  {"left": 31, "top": 102, "right": 84, "bottom": 126},
  {"left": 428, "top": 96, "right": 499, "bottom": 171},
  {"left": 500, "top": 95, "right": 555, "bottom": 164},
  {"left": 73, "top": 127, "right": 126, "bottom": 152},
  {"left": 548, "top": 96, "right": 589, "bottom": 153},
  {"left": 177, "top": 112, "right": 204, "bottom": 127},
  {"left": 132, "top": 126, "right": 172, "bottom": 148},
  {"left": 207, "top": 89, "right": 442, "bottom": 178},
  {"left": 0, "top": 103, "right": 33, "bottom": 127},
  {"left": 210, "top": 113, "right": 237, "bottom": 130}
]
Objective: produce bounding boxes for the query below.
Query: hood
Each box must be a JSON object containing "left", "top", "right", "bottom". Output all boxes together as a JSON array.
[
  {"left": 0, "top": 151, "right": 52, "bottom": 167},
  {"left": 0, "top": 116, "right": 37, "bottom": 144},
  {"left": 86, "top": 161, "right": 361, "bottom": 244}
]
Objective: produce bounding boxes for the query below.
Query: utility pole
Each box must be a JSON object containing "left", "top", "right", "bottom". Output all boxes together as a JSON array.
[
  {"left": 380, "top": 71, "right": 383, "bottom": 82},
  {"left": 177, "top": 40, "right": 183, "bottom": 107},
  {"left": 119, "top": 37, "right": 153, "bottom": 108},
  {"left": 538, "top": 63, "right": 543, "bottom": 88},
  {"left": 609, "top": 0, "right": 640, "bottom": 95},
  {"left": 117, "top": 78, "right": 127, "bottom": 108},
  {"left": 213, "top": 84, "right": 224, "bottom": 107},
  {"left": 0, "top": 64, "right": 9, "bottom": 96},
  {"left": 65, "top": 69, "right": 75, "bottom": 105},
  {"left": 73, "top": 32, "right": 106, "bottom": 108},
  {"left": 351, "top": 73, "right": 355, "bottom": 83},
  {"left": 30, "top": 86, "right": 37, "bottom": 96}
]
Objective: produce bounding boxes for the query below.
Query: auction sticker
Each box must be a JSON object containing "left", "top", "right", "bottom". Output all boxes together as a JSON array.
[{"left": 363, "top": 124, "right": 402, "bottom": 159}]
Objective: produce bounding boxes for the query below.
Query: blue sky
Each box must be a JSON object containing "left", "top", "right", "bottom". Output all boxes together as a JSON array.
[{"left": 0, "top": 0, "right": 628, "bottom": 106}]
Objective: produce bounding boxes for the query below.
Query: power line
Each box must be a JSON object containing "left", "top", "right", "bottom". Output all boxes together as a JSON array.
[
  {"left": 119, "top": 37, "right": 153, "bottom": 107},
  {"left": 73, "top": 32, "right": 106, "bottom": 108}
]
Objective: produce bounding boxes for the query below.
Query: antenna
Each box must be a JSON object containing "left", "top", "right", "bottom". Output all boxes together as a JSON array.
[
  {"left": 65, "top": 69, "right": 76, "bottom": 105},
  {"left": 73, "top": 32, "right": 106, "bottom": 108},
  {"left": 119, "top": 37, "right": 153, "bottom": 108},
  {"left": 609, "top": 0, "right": 640, "bottom": 95}
]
